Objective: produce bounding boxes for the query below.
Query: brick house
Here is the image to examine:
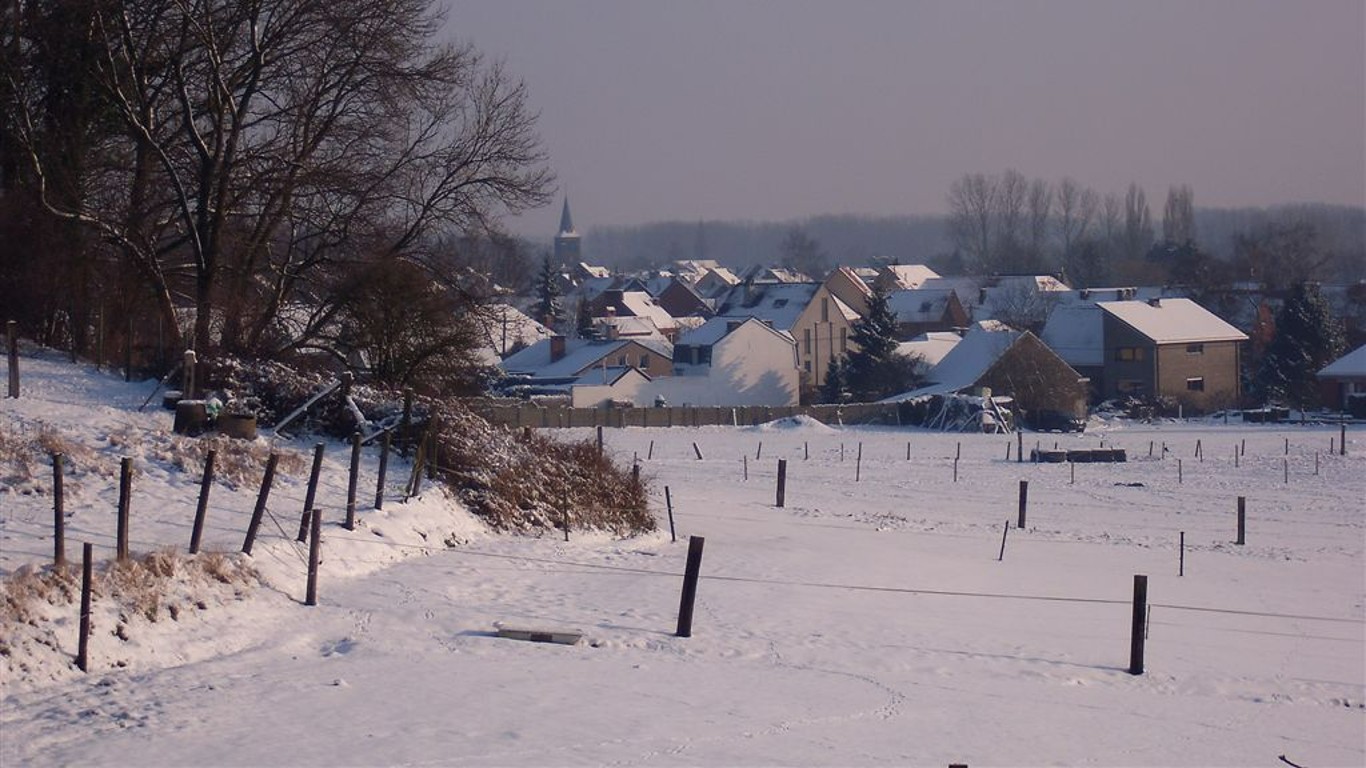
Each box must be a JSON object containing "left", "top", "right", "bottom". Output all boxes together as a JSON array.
[{"left": 1096, "top": 298, "right": 1247, "bottom": 411}]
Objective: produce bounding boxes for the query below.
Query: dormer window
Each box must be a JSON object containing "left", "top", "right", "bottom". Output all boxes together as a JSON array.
[{"left": 772, "top": 299, "right": 788, "bottom": 308}]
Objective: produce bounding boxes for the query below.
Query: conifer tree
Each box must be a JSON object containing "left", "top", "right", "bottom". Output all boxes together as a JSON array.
[
  {"left": 820, "top": 355, "right": 849, "bottom": 404},
  {"left": 1257, "top": 282, "right": 1345, "bottom": 409},
  {"left": 535, "top": 255, "right": 563, "bottom": 330},
  {"left": 844, "top": 286, "right": 917, "bottom": 401}
]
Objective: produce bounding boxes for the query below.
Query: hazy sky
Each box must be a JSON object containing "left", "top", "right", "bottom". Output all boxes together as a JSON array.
[{"left": 444, "top": 0, "right": 1366, "bottom": 236}]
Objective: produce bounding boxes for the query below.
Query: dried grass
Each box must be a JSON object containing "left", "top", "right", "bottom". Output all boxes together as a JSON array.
[{"left": 162, "top": 434, "right": 307, "bottom": 488}]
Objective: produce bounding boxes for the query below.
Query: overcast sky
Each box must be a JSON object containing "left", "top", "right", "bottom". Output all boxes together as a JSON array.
[{"left": 444, "top": 0, "right": 1366, "bottom": 236}]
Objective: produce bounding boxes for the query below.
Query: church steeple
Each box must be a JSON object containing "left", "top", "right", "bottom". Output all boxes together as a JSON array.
[
  {"left": 554, "top": 195, "right": 581, "bottom": 264},
  {"left": 558, "top": 196, "right": 577, "bottom": 236}
]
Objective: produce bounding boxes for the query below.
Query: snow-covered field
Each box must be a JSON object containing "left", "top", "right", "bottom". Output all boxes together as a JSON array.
[{"left": 2, "top": 351, "right": 1363, "bottom": 767}]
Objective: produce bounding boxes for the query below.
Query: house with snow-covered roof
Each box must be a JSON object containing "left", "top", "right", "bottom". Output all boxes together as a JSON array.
[
  {"left": 715, "top": 281, "right": 860, "bottom": 390},
  {"left": 885, "top": 288, "right": 970, "bottom": 340},
  {"left": 873, "top": 264, "right": 941, "bottom": 293},
  {"left": 499, "top": 334, "right": 673, "bottom": 400},
  {"left": 472, "top": 304, "right": 552, "bottom": 364},
  {"left": 587, "top": 289, "right": 681, "bottom": 341},
  {"left": 659, "top": 316, "right": 800, "bottom": 406},
  {"left": 1094, "top": 297, "right": 1247, "bottom": 411},
  {"left": 1316, "top": 344, "right": 1366, "bottom": 413},
  {"left": 890, "top": 321, "right": 1088, "bottom": 430},
  {"left": 823, "top": 266, "right": 874, "bottom": 317},
  {"left": 895, "top": 331, "right": 962, "bottom": 377}
]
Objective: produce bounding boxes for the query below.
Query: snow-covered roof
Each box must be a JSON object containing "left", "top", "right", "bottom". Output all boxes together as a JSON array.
[
  {"left": 1317, "top": 344, "right": 1366, "bottom": 379},
  {"left": 676, "top": 316, "right": 792, "bottom": 349},
  {"left": 716, "top": 283, "right": 824, "bottom": 330},
  {"left": 886, "top": 289, "right": 955, "bottom": 322},
  {"left": 615, "top": 291, "right": 678, "bottom": 331},
  {"left": 594, "top": 316, "right": 666, "bottom": 339},
  {"left": 896, "top": 331, "right": 961, "bottom": 368},
  {"left": 882, "top": 264, "right": 941, "bottom": 290},
  {"left": 1040, "top": 304, "right": 1105, "bottom": 367},
  {"left": 1098, "top": 298, "right": 1247, "bottom": 344},
  {"left": 901, "top": 321, "right": 1023, "bottom": 397},
  {"left": 501, "top": 337, "right": 672, "bottom": 379},
  {"left": 473, "top": 304, "right": 553, "bottom": 358}
]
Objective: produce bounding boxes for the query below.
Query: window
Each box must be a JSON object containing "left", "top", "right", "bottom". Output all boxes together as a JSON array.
[
  {"left": 839, "top": 327, "right": 848, "bottom": 353},
  {"left": 803, "top": 360, "right": 811, "bottom": 373},
  {"left": 1114, "top": 347, "right": 1145, "bottom": 362},
  {"left": 1186, "top": 377, "right": 1205, "bottom": 392},
  {"left": 821, "top": 298, "right": 829, "bottom": 322},
  {"left": 803, "top": 328, "right": 812, "bottom": 354},
  {"left": 639, "top": 354, "right": 649, "bottom": 368},
  {"left": 616, "top": 355, "right": 627, "bottom": 366},
  {"left": 1186, "top": 343, "right": 1205, "bottom": 355},
  {"left": 772, "top": 299, "right": 788, "bottom": 308}
]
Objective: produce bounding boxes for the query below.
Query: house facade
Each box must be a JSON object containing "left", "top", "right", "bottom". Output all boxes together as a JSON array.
[{"left": 660, "top": 316, "right": 800, "bottom": 406}]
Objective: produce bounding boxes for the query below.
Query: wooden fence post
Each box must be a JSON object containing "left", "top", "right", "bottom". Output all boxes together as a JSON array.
[
  {"left": 665, "top": 486, "right": 676, "bottom": 543},
  {"left": 693, "top": 442, "right": 703, "bottom": 460},
  {"left": 1178, "top": 459, "right": 1182, "bottom": 484},
  {"left": 743, "top": 454, "right": 748, "bottom": 481},
  {"left": 76, "top": 542, "right": 93, "bottom": 672},
  {"left": 1236, "top": 496, "right": 1246, "bottom": 545},
  {"left": 755, "top": 441, "right": 762, "bottom": 460},
  {"left": 1129, "top": 574, "right": 1148, "bottom": 675},
  {"left": 1017, "top": 480, "right": 1028, "bottom": 529},
  {"left": 597, "top": 426, "right": 604, "bottom": 457},
  {"left": 345, "top": 432, "right": 361, "bottom": 531},
  {"left": 998, "top": 520, "right": 1010, "bottom": 561},
  {"left": 242, "top": 453, "right": 279, "bottom": 555},
  {"left": 298, "top": 443, "right": 325, "bottom": 542},
  {"left": 189, "top": 450, "right": 215, "bottom": 554},
  {"left": 374, "top": 431, "right": 390, "bottom": 510},
  {"left": 855, "top": 442, "right": 862, "bottom": 482},
  {"left": 675, "top": 536, "right": 706, "bottom": 637},
  {"left": 648, "top": 439, "right": 654, "bottom": 460},
  {"left": 1179, "top": 531, "right": 1185, "bottom": 576},
  {"left": 1341, "top": 420, "right": 1347, "bottom": 456},
  {"left": 116, "top": 457, "right": 131, "bottom": 561},
  {"left": 775, "top": 459, "right": 787, "bottom": 508},
  {"left": 1017, "top": 430, "right": 1023, "bottom": 463},
  {"left": 6, "top": 320, "right": 18, "bottom": 398},
  {"left": 52, "top": 453, "right": 65, "bottom": 566},
  {"left": 305, "top": 508, "right": 321, "bottom": 606}
]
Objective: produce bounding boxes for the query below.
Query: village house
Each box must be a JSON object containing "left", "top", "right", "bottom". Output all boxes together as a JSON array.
[
  {"left": 499, "top": 333, "right": 673, "bottom": 400},
  {"left": 1317, "top": 344, "right": 1366, "bottom": 414},
  {"left": 659, "top": 316, "right": 800, "bottom": 406},
  {"left": 715, "top": 281, "right": 860, "bottom": 390},
  {"left": 1075, "top": 298, "right": 1248, "bottom": 411},
  {"left": 893, "top": 321, "right": 1088, "bottom": 430},
  {"left": 885, "top": 288, "right": 970, "bottom": 340}
]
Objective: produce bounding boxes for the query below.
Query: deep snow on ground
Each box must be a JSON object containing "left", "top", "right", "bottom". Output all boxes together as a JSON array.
[{"left": 1, "top": 349, "right": 1363, "bottom": 767}]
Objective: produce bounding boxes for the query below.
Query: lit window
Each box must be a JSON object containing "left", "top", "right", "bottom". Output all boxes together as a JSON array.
[{"left": 1186, "top": 377, "right": 1205, "bottom": 391}]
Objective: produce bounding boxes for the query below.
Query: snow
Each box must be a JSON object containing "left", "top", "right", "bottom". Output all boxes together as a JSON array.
[
  {"left": 3, "top": 350, "right": 1364, "bottom": 767},
  {"left": 900, "top": 321, "right": 1022, "bottom": 397},
  {"left": 1041, "top": 304, "right": 1105, "bottom": 367},
  {"left": 1098, "top": 298, "right": 1248, "bottom": 345}
]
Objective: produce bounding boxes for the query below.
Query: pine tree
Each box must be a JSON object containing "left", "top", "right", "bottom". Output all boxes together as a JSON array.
[
  {"left": 573, "top": 297, "right": 594, "bottom": 339},
  {"left": 535, "top": 255, "right": 563, "bottom": 330},
  {"left": 843, "top": 286, "right": 912, "bottom": 401},
  {"left": 1257, "top": 282, "right": 1345, "bottom": 409},
  {"left": 820, "top": 355, "right": 848, "bottom": 404}
]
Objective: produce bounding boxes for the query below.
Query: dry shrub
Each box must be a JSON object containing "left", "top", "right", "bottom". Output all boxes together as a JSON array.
[
  {"left": 0, "top": 422, "right": 104, "bottom": 494},
  {"left": 429, "top": 400, "right": 654, "bottom": 535},
  {"left": 162, "top": 434, "right": 306, "bottom": 488},
  {"left": 0, "top": 563, "right": 78, "bottom": 626}
]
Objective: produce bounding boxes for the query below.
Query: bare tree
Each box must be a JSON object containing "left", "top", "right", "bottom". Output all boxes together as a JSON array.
[
  {"left": 994, "top": 169, "right": 1029, "bottom": 270},
  {"left": 1055, "top": 177, "right": 1096, "bottom": 259},
  {"left": 947, "top": 173, "right": 996, "bottom": 273},
  {"left": 1162, "top": 184, "right": 1196, "bottom": 245},
  {"left": 7, "top": 0, "right": 552, "bottom": 359},
  {"left": 1122, "top": 182, "right": 1154, "bottom": 263},
  {"left": 1025, "top": 178, "right": 1053, "bottom": 272}
]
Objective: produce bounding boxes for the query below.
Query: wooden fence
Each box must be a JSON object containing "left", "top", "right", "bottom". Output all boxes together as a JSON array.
[{"left": 465, "top": 400, "right": 906, "bottom": 430}]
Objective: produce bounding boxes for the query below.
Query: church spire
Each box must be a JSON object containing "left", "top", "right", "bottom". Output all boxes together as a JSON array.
[{"left": 558, "top": 196, "right": 576, "bottom": 236}]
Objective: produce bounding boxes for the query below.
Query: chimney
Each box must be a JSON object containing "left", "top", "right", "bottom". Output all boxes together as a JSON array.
[
  {"left": 1080, "top": 288, "right": 1090, "bottom": 300},
  {"left": 550, "top": 335, "right": 566, "bottom": 362},
  {"left": 1115, "top": 289, "right": 1125, "bottom": 301},
  {"left": 978, "top": 287, "right": 988, "bottom": 305},
  {"left": 605, "top": 323, "right": 619, "bottom": 341},
  {"left": 1148, "top": 297, "right": 1162, "bottom": 308}
]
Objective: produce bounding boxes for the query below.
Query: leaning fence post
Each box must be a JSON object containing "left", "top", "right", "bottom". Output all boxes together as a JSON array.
[
  {"left": 1129, "top": 574, "right": 1148, "bottom": 675},
  {"left": 693, "top": 442, "right": 704, "bottom": 460},
  {"left": 297, "top": 443, "right": 325, "bottom": 542},
  {"left": 675, "top": 536, "right": 706, "bottom": 637},
  {"left": 76, "top": 542, "right": 93, "bottom": 672},
  {"left": 374, "top": 431, "right": 391, "bottom": 510},
  {"left": 1017, "top": 480, "right": 1028, "bottom": 528},
  {"left": 6, "top": 319, "right": 18, "bottom": 398},
  {"left": 52, "top": 453, "right": 65, "bottom": 566},
  {"left": 116, "top": 457, "right": 131, "bottom": 561},
  {"left": 998, "top": 520, "right": 1010, "bottom": 561},
  {"left": 189, "top": 450, "right": 216, "bottom": 554},
  {"left": 345, "top": 432, "right": 361, "bottom": 531},
  {"left": 775, "top": 459, "right": 787, "bottom": 508},
  {"left": 305, "top": 508, "right": 322, "bottom": 606},
  {"left": 665, "top": 486, "right": 677, "bottom": 542},
  {"left": 243, "top": 453, "right": 279, "bottom": 554}
]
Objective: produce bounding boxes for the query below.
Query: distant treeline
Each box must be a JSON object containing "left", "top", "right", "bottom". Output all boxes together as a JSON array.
[{"left": 571, "top": 204, "right": 1364, "bottom": 283}]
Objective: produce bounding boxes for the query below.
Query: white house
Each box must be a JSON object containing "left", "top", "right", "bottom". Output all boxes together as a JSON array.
[{"left": 654, "top": 316, "right": 801, "bottom": 406}]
